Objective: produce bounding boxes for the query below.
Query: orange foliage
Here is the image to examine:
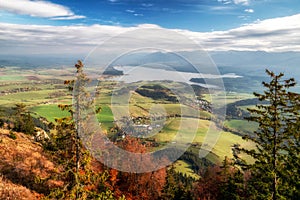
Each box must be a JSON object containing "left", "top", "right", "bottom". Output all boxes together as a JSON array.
[
  {"left": 108, "top": 136, "right": 167, "bottom": 200},
  {"left": 110, "top": 169, "right": 118, "bottom": 185}
]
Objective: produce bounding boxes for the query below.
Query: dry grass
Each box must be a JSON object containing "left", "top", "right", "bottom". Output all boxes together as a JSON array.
[
  {"left": 0, "top": 175, "right": 41, "bottom": 200},
  {"left": 0, "top": 128, "right": 61, "bottom": 199}
]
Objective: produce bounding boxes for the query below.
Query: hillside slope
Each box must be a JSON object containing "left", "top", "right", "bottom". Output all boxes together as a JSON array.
[{"left": 0, "top": 128, "right": 59, "bottom": 200}]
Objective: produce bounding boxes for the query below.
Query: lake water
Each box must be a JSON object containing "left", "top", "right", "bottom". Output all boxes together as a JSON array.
[{"left": 111, "top": 66, "right": 242, "bottom": 88}]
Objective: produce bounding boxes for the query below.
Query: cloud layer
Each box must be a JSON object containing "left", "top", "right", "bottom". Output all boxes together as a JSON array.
[
  {"left": 0, "top": 13, "right": 300, "bottom": 55},
  {"left": 0, "top": 0, "right": 85, "bottom": 19},
  {"left": 179, "top": 14, "right": 300, "bottom": 52}
]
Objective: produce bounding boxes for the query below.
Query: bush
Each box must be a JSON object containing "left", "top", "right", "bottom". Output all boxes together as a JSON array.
[{"left": 8, "top": 131, "right": 17, "bottom": 140}]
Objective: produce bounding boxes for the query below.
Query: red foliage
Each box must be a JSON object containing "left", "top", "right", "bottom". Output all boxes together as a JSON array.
[
  {"left": 108, "top": 136, "right": 167, "bottom": 200},
  {"left": 193, "top": 166, "right": 223, "bottom": 200}
]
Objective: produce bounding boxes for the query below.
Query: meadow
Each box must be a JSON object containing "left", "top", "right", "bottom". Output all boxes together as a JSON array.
[
  {"left": 30, "top": 104, "right": 70, "bottom": 123},
  {"left": 173, "top": 160, "right": 201, "bottom": 180},
  {"left": 224, "top": 119, "right": 258, "bottom": 134},
  {"left": 203, "top": 92, "right": 254, "bottom": 109}
]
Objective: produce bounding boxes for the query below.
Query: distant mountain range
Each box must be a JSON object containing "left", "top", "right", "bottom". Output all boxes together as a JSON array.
[
  {"left": 1, "top": 51, "right": 299, "bottom": 78},
  {"left": 107, "top": 50, "right": 300, "bottom": 76},
  {"left": 210, "top": 51, "right": 300, "bottom": 77}
]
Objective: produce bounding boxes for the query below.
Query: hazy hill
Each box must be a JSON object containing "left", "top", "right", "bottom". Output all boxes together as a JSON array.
[
  {"left": 109, "top": 50, "right": 300, "bottom": 77},
  {"left": 1, "top": 51, "right": 300, "bottom": 77},
  {"left": 210, "top": 50, "right": 300, "bottom": 77}
]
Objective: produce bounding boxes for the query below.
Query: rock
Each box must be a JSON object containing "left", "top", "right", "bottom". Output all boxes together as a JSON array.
[{"left": 34, "top": 127, "right": 50, "bottom": 143}]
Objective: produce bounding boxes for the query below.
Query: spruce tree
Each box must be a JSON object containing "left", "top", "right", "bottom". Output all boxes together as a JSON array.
[
  {"left": 12, "top": 103, "right": 35, "bottom": 134},
  {"left": 45, "top": 61, "right": 119, "bottom": 200},
  {"left": 281, "top": 87, "right": 300, "bottom": 199},
  {"left": 235, "top": 70, "right": 299, "bottom": 200}
]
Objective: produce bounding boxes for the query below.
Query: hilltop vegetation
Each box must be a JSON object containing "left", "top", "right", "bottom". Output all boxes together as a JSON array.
[{"left": 0, "top": 128, "right": 56, "bottom": 200}]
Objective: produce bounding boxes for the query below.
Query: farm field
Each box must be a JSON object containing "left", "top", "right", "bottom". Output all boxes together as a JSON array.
[
  {"left": 224, "top": 119, "right": 258, "bottom": 134},
  {"left": 203, "top": 92, "right": 254, "bottom": 109},
  {"left": 173, "top": 160, "right": 201, "bottom": 180},
  {"left": 97, "top": 104, "right": 114, "bottom": 130},
  {"left": 30, "top": 104, "right": 70, "bottom": 123},
  {"left": 154, "top": 118, "right": 253, "bottom": 163},
  {"left": 0, "top": 66, "right": 258, "bottom": 179}
]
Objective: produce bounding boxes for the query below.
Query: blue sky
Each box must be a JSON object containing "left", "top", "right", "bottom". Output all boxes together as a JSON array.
[
  {"left": 1, "top": 0, "right": 300, "bottom": 31},
  {"left": 0, "top": 0, "right": 300, "bottom": 54}
]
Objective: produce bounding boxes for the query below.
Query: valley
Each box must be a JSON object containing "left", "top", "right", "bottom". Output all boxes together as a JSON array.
[{"left": 0, "top": 65, "right": 258, "bottom": 179}]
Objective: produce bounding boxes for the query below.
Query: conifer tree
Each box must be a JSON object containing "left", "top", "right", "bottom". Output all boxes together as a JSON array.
[
  {"left": 12, "top": 103, "right": 35, "bottom": 134},
  {"left": 235, "top": 70, "right": 299, "bottom": 200},
  {"left": 46, "top": 61, "right": 120, "bottom": 200},
  {"left": 281, "top": 86, "right": 300, "bottom": 199}
]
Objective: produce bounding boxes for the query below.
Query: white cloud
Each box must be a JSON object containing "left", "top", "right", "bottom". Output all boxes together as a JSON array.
[
  {"left": 134, "top": 13, "right": 143, "bottom": 17},
  {"left": 210, "top": 6, "right": 234, "bottom": 11},
  {"left": 233, "top": 0, "right": 249, "bottom": 5},
  {"left": 191, "top": 14, "right": 300, "bottom": 52},
  {"left": 126, "top": 9, "right": 135, "bottom": 13},
  {"left": 217, "top": 0, "right": 232, "bottom": 5},
  {"left": 141, "top": 3, "right": 153, "bottom": 7},
  {"left": 51, "top": 15, "right": 86, "bottom": 20},
  {"left": 125, "top": 9, "right": 143, "bottom": 17},
  {"left": 0, "top": 0, "right": 85, "bottom": 20},
  {"left": 137, "top": 24, "right": 161, "bottom": 28},
  {"left": 238, "top": 15, "right": 250, "bottom": 20},
  {"left": 244, "top": 8, "right": 254, "bottom": 13},
  {"left": 1, "top": 13, "right": 300, "bottom": 55},
  {"left": 174, "top": 13, "right": 300, "bottom": 52}
]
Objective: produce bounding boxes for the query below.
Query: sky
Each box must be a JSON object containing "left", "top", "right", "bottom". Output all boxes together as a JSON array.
[{"left": 0, "top": 0, "right": 300, "bottom": 55}]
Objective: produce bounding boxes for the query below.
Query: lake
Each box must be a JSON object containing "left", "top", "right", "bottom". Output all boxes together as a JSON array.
[{"left": 111, "top": 66, "right": 242, "bottom": 88}]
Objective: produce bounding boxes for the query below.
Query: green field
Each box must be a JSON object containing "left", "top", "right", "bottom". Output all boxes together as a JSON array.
[
  {"left": 154, "top": 118, "right": 253, "bottom": 163},
  {"left": 0, "top": 75, "right": 25, "bottom": 81},
  {"left": 97, "top": 105, "right": 114, "bottom": 130},
  {"left": 203, "top": 92, "right": 254, "bottom": 109},
  {"left": 212, "top": 131, "right": 253, "bottom": 162},
  {"left": 173, "top": 160, "right": 201, "bottom": 180},
  {"left": 0, "top": 90, "right": 54, "bottom": 106},
  {"left": 224, "top": 119, "right": 258, "bottom": 133},
  {"left": 30, "top": 104, "right": 70, "bottom": 122}
]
